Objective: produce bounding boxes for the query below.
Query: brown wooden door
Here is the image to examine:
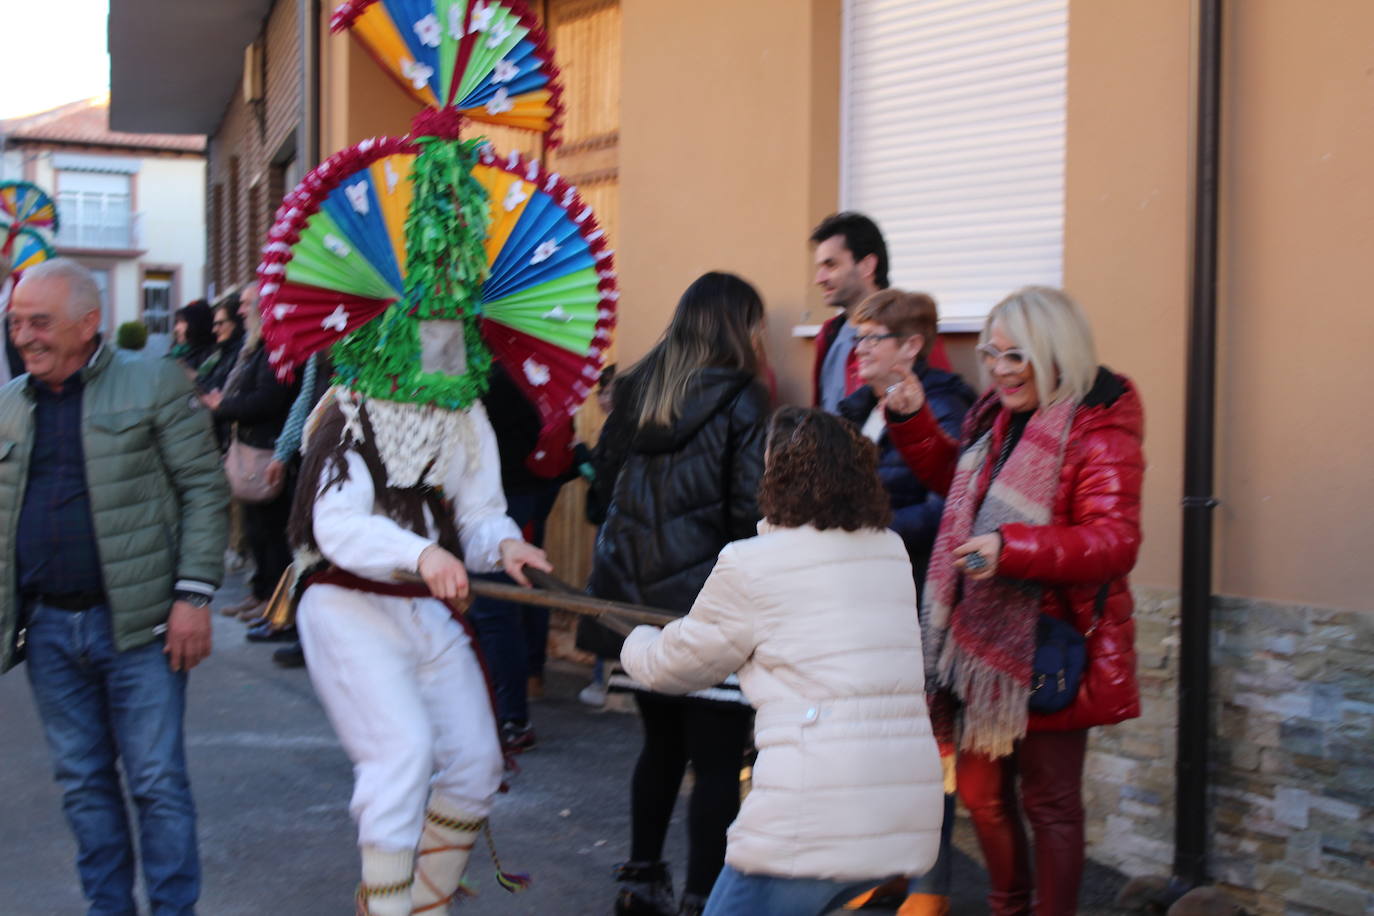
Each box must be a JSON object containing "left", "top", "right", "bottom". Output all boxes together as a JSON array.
[{"left": 526, "top": 0, "right": 622, "bottom": 589}]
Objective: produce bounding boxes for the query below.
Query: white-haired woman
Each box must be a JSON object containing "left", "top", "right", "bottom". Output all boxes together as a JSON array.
[{"left": 883, "top": 286, "right": 1144, "bottom": 916}]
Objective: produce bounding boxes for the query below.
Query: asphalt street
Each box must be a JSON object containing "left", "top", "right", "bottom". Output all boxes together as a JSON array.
[{"left": 0, "top": 571, "right": 1129, "bottom": 915}]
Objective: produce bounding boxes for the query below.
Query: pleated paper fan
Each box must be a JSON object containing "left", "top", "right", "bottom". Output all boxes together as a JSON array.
[
  {"left": 0, "top": 180, "right": 58, "bottom": 234},
  {"left": 472, "top": 144, "right": 616, "bottom": 424},
  {"left": 7, "top": 227, "right": 56, "bottom": 272},
  {"left": 331, "top": 0, "right": 564, "bottom": 144},
  {"left": 2, "top": 181, "right": 60, "bottom": 261},
  {"left": 258, "top": 134, "right": 615, "bottom": 440}
]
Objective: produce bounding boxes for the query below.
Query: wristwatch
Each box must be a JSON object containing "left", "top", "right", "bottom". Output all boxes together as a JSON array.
[{"left": 173, "top": 590, "right": 213, "bottom": 609}]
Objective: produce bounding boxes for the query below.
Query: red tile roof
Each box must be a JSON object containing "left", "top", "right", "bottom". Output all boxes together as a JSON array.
[{"left": 1, "top": 96, "right": 205, "bottom": 154}]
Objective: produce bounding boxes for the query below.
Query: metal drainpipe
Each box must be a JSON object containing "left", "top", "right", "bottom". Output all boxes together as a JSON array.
[
  {"left": 1173, "top": 0, "right": 1223, "bottom": 894},
  {"left": 299, "top": 0, "right": 322, "bottom": 169}
]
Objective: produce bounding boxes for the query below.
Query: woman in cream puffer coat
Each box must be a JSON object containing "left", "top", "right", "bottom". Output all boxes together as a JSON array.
[{"left": 621, "top": 408, "right": 944, "bottom": 916}]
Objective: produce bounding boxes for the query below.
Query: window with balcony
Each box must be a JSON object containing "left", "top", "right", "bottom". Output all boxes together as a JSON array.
[{"left": 56, "top": 171, "right": 136, "bottom": 250}]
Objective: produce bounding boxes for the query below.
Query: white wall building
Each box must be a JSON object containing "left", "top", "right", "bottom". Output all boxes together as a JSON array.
[{"left": 1, "top": 95, "right": 206, "bottom": 354}]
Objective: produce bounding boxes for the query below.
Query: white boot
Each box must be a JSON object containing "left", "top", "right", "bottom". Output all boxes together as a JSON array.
[
  {"left": 411, "top": 792, "right": 484, "bottom": 913},
  {"left": 358, "top": 846, "right": 415, "bottom": 916}
]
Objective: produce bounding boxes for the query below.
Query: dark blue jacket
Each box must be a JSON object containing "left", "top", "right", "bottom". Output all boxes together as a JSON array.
[{"left": 838, "top": 363, "right": 974, "bottom": 592}]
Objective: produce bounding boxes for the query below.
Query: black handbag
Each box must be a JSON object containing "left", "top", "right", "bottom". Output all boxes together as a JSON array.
[
  {"left": 1029, "top": 584, "right": 1107, "bottom": 714},
  {"left": 575, "top": 612, "right": 632, "bottom": 660}
]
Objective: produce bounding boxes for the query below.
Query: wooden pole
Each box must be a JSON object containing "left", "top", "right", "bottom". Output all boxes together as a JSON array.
[{"left": 397, "top": 568, "right": 678, "bottom": 631}]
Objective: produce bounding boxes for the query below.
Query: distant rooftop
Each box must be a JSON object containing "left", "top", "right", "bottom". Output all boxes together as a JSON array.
[{"left": 1, "top": 96, "right": 206, "bottom": 155}]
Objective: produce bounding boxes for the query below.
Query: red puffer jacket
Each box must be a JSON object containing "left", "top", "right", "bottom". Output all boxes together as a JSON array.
[{"left": 887, "top": 367, "right": 1144, "bottom": 731}]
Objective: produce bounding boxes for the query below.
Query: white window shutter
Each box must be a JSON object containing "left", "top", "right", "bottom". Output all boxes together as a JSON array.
[{"left": 841, "top": 0, "right": 1067, "bottom": 328}]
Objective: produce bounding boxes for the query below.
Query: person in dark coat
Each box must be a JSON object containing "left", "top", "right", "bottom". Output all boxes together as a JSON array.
[
  {"left": 169, "top": 299, "right": 216, "bottom": 372},
  {"left": 196, "top": 297, "right": 244, "bottom": 395},
  {"left": 838, "top": 290, "right": 974, "bottom": 588},
  {"left": 588, "top": 272, "right": 770, "bottom": 916},
  {"left": 196, "top": 297, "right": 246, "bottom": 452},
  {"left": 836, "top": 290, "right": 973, "bottom": 916},
  {"left": 467, "top": 361, "right": 581, "bottom": 751},
  {"left": 203, "top": 286, "right": 301, "bottom": 618}
]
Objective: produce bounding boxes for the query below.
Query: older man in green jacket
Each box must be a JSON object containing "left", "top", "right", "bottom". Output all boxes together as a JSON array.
[{"left": 0, "top": 259, "right": 227, "bottom": 916}]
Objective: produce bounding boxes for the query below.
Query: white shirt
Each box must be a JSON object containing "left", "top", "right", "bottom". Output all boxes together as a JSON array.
[{"left": 312, "top": 405, "right": 521, "bottom": 579}]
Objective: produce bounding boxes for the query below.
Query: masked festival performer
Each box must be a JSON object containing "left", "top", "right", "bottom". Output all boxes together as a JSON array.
[
  {"left": 290, "top": 376, "right": 550, "bottom": 915},
  {"left": 255, "top": 129, "right": 614, "bottom": 914},
  {"left": 255, "top": 5, "right": 617, "bottom": 907}
]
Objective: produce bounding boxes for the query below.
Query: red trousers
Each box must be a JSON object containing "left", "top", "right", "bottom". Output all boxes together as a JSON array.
[{"left": 956, "top": 729, "right": 1089, "bottom": 916}]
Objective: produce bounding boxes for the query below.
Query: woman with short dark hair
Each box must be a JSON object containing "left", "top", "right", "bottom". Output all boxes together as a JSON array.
[
  {"left": 620, "top": 407, "right": 944, "bottom": 916},
  {"left": 169, "top": 299, "right": 216, "bottom": 372}
]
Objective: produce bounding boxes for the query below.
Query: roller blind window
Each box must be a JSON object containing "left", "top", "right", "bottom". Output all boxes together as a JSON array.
[{"left": 841, "top": 0, "right": 1068, "bottom": 328}]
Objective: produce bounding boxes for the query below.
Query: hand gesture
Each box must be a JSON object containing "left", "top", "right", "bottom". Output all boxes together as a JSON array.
[
  {"left": 499, "top": 538, "right": 553, "bottom": 587},
  {"left": 164, "top": 600, "right": 213, "bottom": 672},
  {"left": 954, "top": 533, "right": 1002, "bottom": 581},
  {"left": 418, "top": 544, "right": 470, "bottom": 601},
  {"left": 265, "top": 459, "right": 286, "bottom": 491},
  {"left": 880, "top": 363, "right": 926, "bottom": 417},
  {"left": 200, "top": 389, "right": 224, "bottom": 411}
]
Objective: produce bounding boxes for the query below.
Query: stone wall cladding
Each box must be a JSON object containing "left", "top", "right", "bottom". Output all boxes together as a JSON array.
[{"left": 1081, "top": 587, "right": 1374, "bottom": 915}]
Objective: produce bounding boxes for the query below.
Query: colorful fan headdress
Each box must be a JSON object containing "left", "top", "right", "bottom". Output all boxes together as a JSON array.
[
  {"left": 1, "top": 181, "right": 60, "bottom": 286},
  {"left": 259, "top": 0, "right": 613, "bottom": 483}
]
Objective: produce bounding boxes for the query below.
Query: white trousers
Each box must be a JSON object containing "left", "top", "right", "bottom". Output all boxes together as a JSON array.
[{"left": 297, "top": 584, "right": 503, "bottom": 851}]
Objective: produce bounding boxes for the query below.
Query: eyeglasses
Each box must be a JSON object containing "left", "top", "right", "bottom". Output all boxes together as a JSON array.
[
  {"left": 853, "top": 332, "right": 900, "bottom": 348},
  {"left": 976, "top": 343, "right": 1029, "bottom": 369}
]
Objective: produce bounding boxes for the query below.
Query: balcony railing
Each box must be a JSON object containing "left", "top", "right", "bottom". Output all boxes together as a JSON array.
[{"left": 55, "top": 192, "right": 143, "bottom": 251}]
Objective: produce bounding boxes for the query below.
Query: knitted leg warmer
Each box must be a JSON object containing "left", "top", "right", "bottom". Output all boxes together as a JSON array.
[
  {"left": 358, "top": 846, "right": 415, "bottom": 916},
  {"left": 412, "top": 792, "right": 484, "bottom": 913}
]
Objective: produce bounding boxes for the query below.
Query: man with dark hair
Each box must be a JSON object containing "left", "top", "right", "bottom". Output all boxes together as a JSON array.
[
  {"left": 809, "top": 212, "right": 890, "bottom": 412},
  {"left": 1, "top": 258, "right": 227, "bottom": 915}
]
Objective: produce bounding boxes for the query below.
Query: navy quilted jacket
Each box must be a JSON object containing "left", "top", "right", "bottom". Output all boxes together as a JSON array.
[{"left": 838, "top": 363, "right": 974, "bottom": 591}]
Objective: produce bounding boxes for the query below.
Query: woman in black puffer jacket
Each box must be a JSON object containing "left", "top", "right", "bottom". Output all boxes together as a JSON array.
[{"left": 588, "top": 272, "right": 770, "bottom": 916}]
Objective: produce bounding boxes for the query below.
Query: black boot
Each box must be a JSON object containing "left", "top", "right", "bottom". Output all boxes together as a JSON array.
[
  {"left": 614, "top": 861, "right": 674, "bottom": 916},
  {"left": 678, "top": 892, "right": 708, "bottom": 916}
]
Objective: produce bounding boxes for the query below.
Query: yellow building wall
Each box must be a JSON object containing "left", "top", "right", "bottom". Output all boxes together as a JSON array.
[
  {"left": 1062, "top": 0, "right": 1192, "bottom": 594},
  {"left": 1212, "top": 2, "right": 1374, "bottom": 610},
  {"left": 317, "top": 0, "right": 1373, "bottom": 612},
  {"left": 320, "top": 11, "right": 419, "bottom": 154},
  {"left": 619, "top": 0, "right": 841, "bottom": 408},
  {"left": 1065, "top": 0, "right": 1374, "bottom": 611}
]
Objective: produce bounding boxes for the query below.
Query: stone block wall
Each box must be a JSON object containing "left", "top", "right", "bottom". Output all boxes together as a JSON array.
[{"left": 1080, "top": 587, "right": 1374, "bottom": 914}]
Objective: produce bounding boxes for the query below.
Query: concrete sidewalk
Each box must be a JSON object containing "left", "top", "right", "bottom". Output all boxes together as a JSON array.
[{"left": 0, "top": 569, "right": 1131, "bottom": 914}]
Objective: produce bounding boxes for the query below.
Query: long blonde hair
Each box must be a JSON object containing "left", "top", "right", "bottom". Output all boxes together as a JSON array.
[
  {"left": 626, "top": 272, "right": 765, "bottom": 429},
  {"left": 982, "top": 286, "right": 1098, "bottom": 406}
]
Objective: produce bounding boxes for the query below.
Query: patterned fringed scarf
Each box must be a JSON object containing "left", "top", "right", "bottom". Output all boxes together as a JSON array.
[{"left": 922, "top": 396, "right": 1077, "bottom": 758}]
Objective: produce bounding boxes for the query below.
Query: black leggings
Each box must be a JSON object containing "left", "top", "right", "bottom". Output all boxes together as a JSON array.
[
  {"left": 630, "top": 692, "right": 753, "bottom": 897},
  {"left": 244, "top": 484, "right": 293, "bottom": 601}
]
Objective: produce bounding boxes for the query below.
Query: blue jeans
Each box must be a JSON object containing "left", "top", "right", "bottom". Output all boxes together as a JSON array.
[
  {"left": 468, "top": 571, "right": 531, "bottom": 724},
  {"left": 910, "top": 791, "right": 956, "bottom": 896},
  {"left": 24, "top": 601, "right": 199, "bottom": 916},
  {"left": 467, "top": 480, "right": 563, "bottom": 723},
  {"left": 703, "top": 865, "right": 885, "bottom": 916}
]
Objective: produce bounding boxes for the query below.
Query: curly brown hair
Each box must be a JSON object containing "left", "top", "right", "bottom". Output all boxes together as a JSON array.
[{"left": 758, "top": 407, "right": 892, "bottom": 532}]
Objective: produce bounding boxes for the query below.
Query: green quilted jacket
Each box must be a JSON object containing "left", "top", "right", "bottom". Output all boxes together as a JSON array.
[{"left": 0, "top": 346, "right": 228, "bottom": 672}]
